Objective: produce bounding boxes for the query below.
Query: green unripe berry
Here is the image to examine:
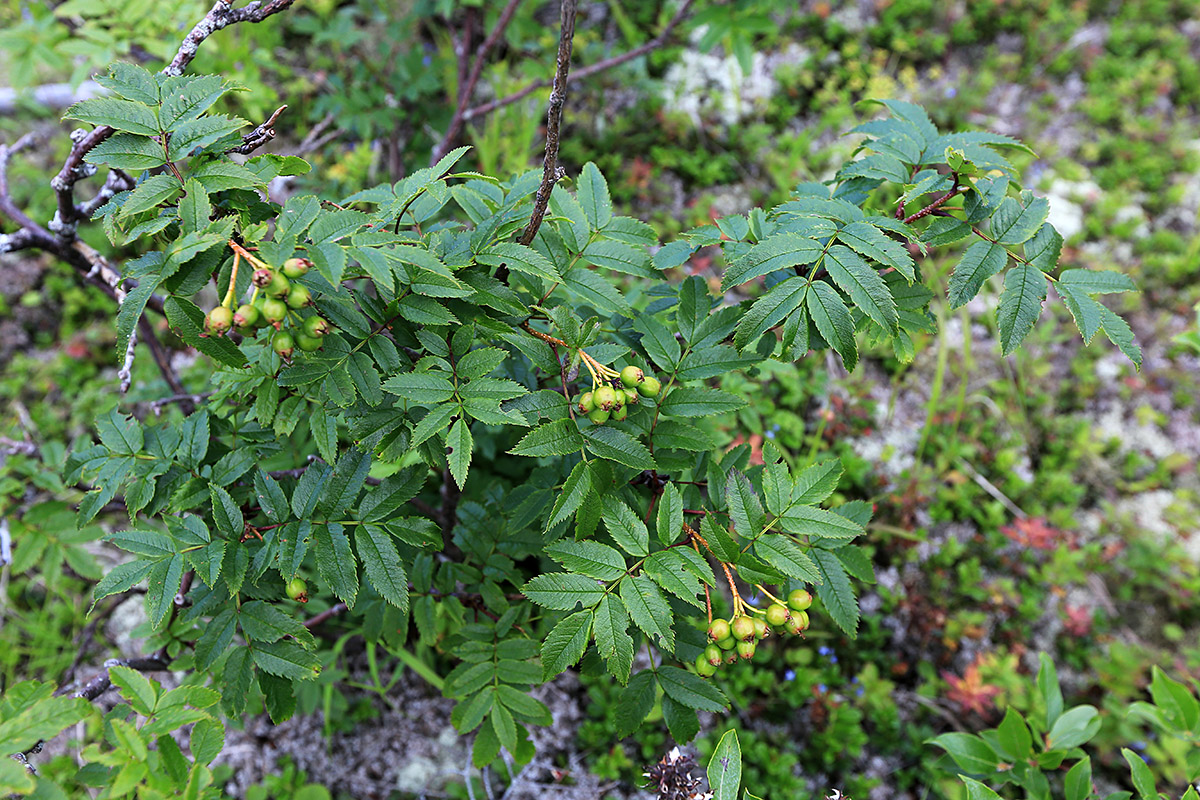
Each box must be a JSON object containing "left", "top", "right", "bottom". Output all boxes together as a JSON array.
[
  {"left": 285, "top": 284, "right": 313, "bottom": 309},
  {"left": 788, "top": 588, "right": 813, "bottom": 611},
  {"left": 232, "top": 303, "right": 260, "bottom": 328},
  {"left": 704, "top": 644, "right": 723, "bottom": 667},
  {"left": 204, "top": 305, "right": 233, "bottom": 335},
  {"left": 611, "top": 404, "right": 628, "bottom": 421},
  {"left": 784, "top": 611, "right": 810, "bottom": 636},
  {"left": 707, "top": 619, "right": 731, "bottom": 642},
  {"left": 272, "top": 330, "right": 294, "bottom": 359},
  {"left": 620, "top": 365, "right": 644, "bottom": 388},
  {"left": 623, "top": 388, "right": 639, "bottom": 405},
  {"left": 594, "top": 385, "right": 617, "bottom": 411},
  {"left": 285, "top": 577, "right": 308, "bottom": 602},
  {"left": 296, "top": 333, "right": 324, "bottom": 352},
  {"left": 752, "top": 617, "right": 769, "bottom": 640},
  {"left": 695, "top": 656, "right": 717, "bottom": 678},
  {"left": 265, "top": 271, "right": 291, "bottom": 299},
  {"left": 577, "top": 391, "right": 595, "bottom": 414},
  {"left": 261, "top": 298, "right": 288, "bottom": 326},
  {"left": 736, "top": 640, "right": 757, "bottom": 660},
  {"left": 716, "top": 637, "right": 736, "bottom": 651},
  {"left": 766, "top": 603, "right": 791, "bottom": 627},
  {"left": 587, "top": 408, "right": 610, "bottom": 425},
  {"left": 723, "top": 650, "right": 739, "bottom": 665},
  {"left": 611, "top": 387, "right": 625, "bottom": 409},
  {"left": 731, "top": 615, "right": 755, "bottom": 642},
  {"left": 282, "top": 257, "right": 311, "bottom": 278},
  {"left": 252, "top": 268, "right": 274, "bottom": 288},
  {"left": 303, "top": 316, "right": 332, "bottom": 337},
  {"left": 640, "top": 376, "right": 662, "bottom": 397}
]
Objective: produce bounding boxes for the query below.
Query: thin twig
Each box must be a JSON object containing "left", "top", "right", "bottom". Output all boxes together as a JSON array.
[
  {"left": 431, "top": 0, "right": 525, "bottom": 164},
  {"left": 514, "top": 0, "right": 578, "bottom": 251},
  {"left": 463, "top": 0, "right": 694, "bottom": 123},
  {"left": 227, "top": 104, "right": 287, "bottom": 155},
  {"left": 304, "top": 602, "right": 348, "bottom": 629}
]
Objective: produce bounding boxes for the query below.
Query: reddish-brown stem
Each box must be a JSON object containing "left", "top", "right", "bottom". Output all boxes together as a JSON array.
[{"left": 903, "top": 184, "right": 964, "bottom": 224}]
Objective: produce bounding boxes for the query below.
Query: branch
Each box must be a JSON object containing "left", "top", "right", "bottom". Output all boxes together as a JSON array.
[
  {"left": 166, "top": 0, "right": 299, "bottom": 77},
  {"left": 516, "top": 0, "right": 578, "bottom": 249},
  {"left": 226, "top": 104, "right": 287, "bottom": 155},
  {"left": 304, "top": 602, "right": 348, "bottom": 629},
  {"left": 137, "top": 316, "right": 191, "bottom": 408},
  {"left": 430, "top": 0, "right": 525, "bottom": 165},
  {"left": 62, "top": 655, "right": 172, "bottom": 702},
  {"left": 463, "top": 0, "right": 694, "bottom": 124}
]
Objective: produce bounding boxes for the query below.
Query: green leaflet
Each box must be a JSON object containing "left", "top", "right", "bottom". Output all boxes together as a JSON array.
[
  {"left": 997, "top": 263, "right": 1047, "bottom": 355},
  {"left": 823, "top": 244, "right": 898, "bottom": 333},
  {"left": 806, "top": 280, "right": 857, "bottom": 370},
  {"left": 948, "top": 239, "right": 1008, "bottom": 308},
  {"left": 812, "top": 548, "right": 858, "bottom": 637}
]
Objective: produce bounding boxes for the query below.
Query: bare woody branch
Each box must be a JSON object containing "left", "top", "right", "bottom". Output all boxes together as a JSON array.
[
  {"left": 517, "top": 0, "right": 579, "bottom": 248},
  {"left": 227, "top": 104, "right": 288, "bottom": 155},
  {"left": 463, "top": 0, "right": 695, "bottom": 124},
  {"left": 431, "top": 0, "right": 525, "bottom": 165}
]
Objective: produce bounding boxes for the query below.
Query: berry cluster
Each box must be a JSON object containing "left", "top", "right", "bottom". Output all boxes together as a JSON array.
[
  {"left": 694, "top": 588, "right": 812, "bottom": 677},
  {"left": 575, "top": 365, "right": 662, "bottom": 425},
  {"left": 202, "top": 250, "right": 335, "bottom": 359}
]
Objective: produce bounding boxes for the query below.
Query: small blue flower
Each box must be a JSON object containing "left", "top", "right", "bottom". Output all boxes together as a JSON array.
[
  {"left": 766, "top": 430, "right": 775, "bottom": 439},
  {"left": 817, "top": 684, "right": 827, "bottom": 693},
  {"left": 818, "top": 646, "right": 831, "bottom": 656},
  {"left": 1132, "top": 741, "right": 1146, "bottom": 751},
  {"left": 829, "top": 655, "right": 838, "bottom": 664},
  {"left": 945, "top": 86, "right": 957, "bottom": 98},
  {"left": 772, "top": 424, "right": 781, "bottom": 431},
  {"left": 856, "top": 687, "right": 865, "bottom": 697},
  {"left": 784, "top": 670, "right": 796, "bottom": 681},
  {"left": 423, "top": 55, "right": 432, "bottom": 66},
  {"left": 850, "top": 676, "right": 859, "bottom": 684},
  {"left": 745, "top": 596, "right": 758, "bottom": 606}
]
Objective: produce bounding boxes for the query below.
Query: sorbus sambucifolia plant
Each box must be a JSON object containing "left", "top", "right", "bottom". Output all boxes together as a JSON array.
[{"left": 0, "top": 2, "right": 1144, "bottom": 796}]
